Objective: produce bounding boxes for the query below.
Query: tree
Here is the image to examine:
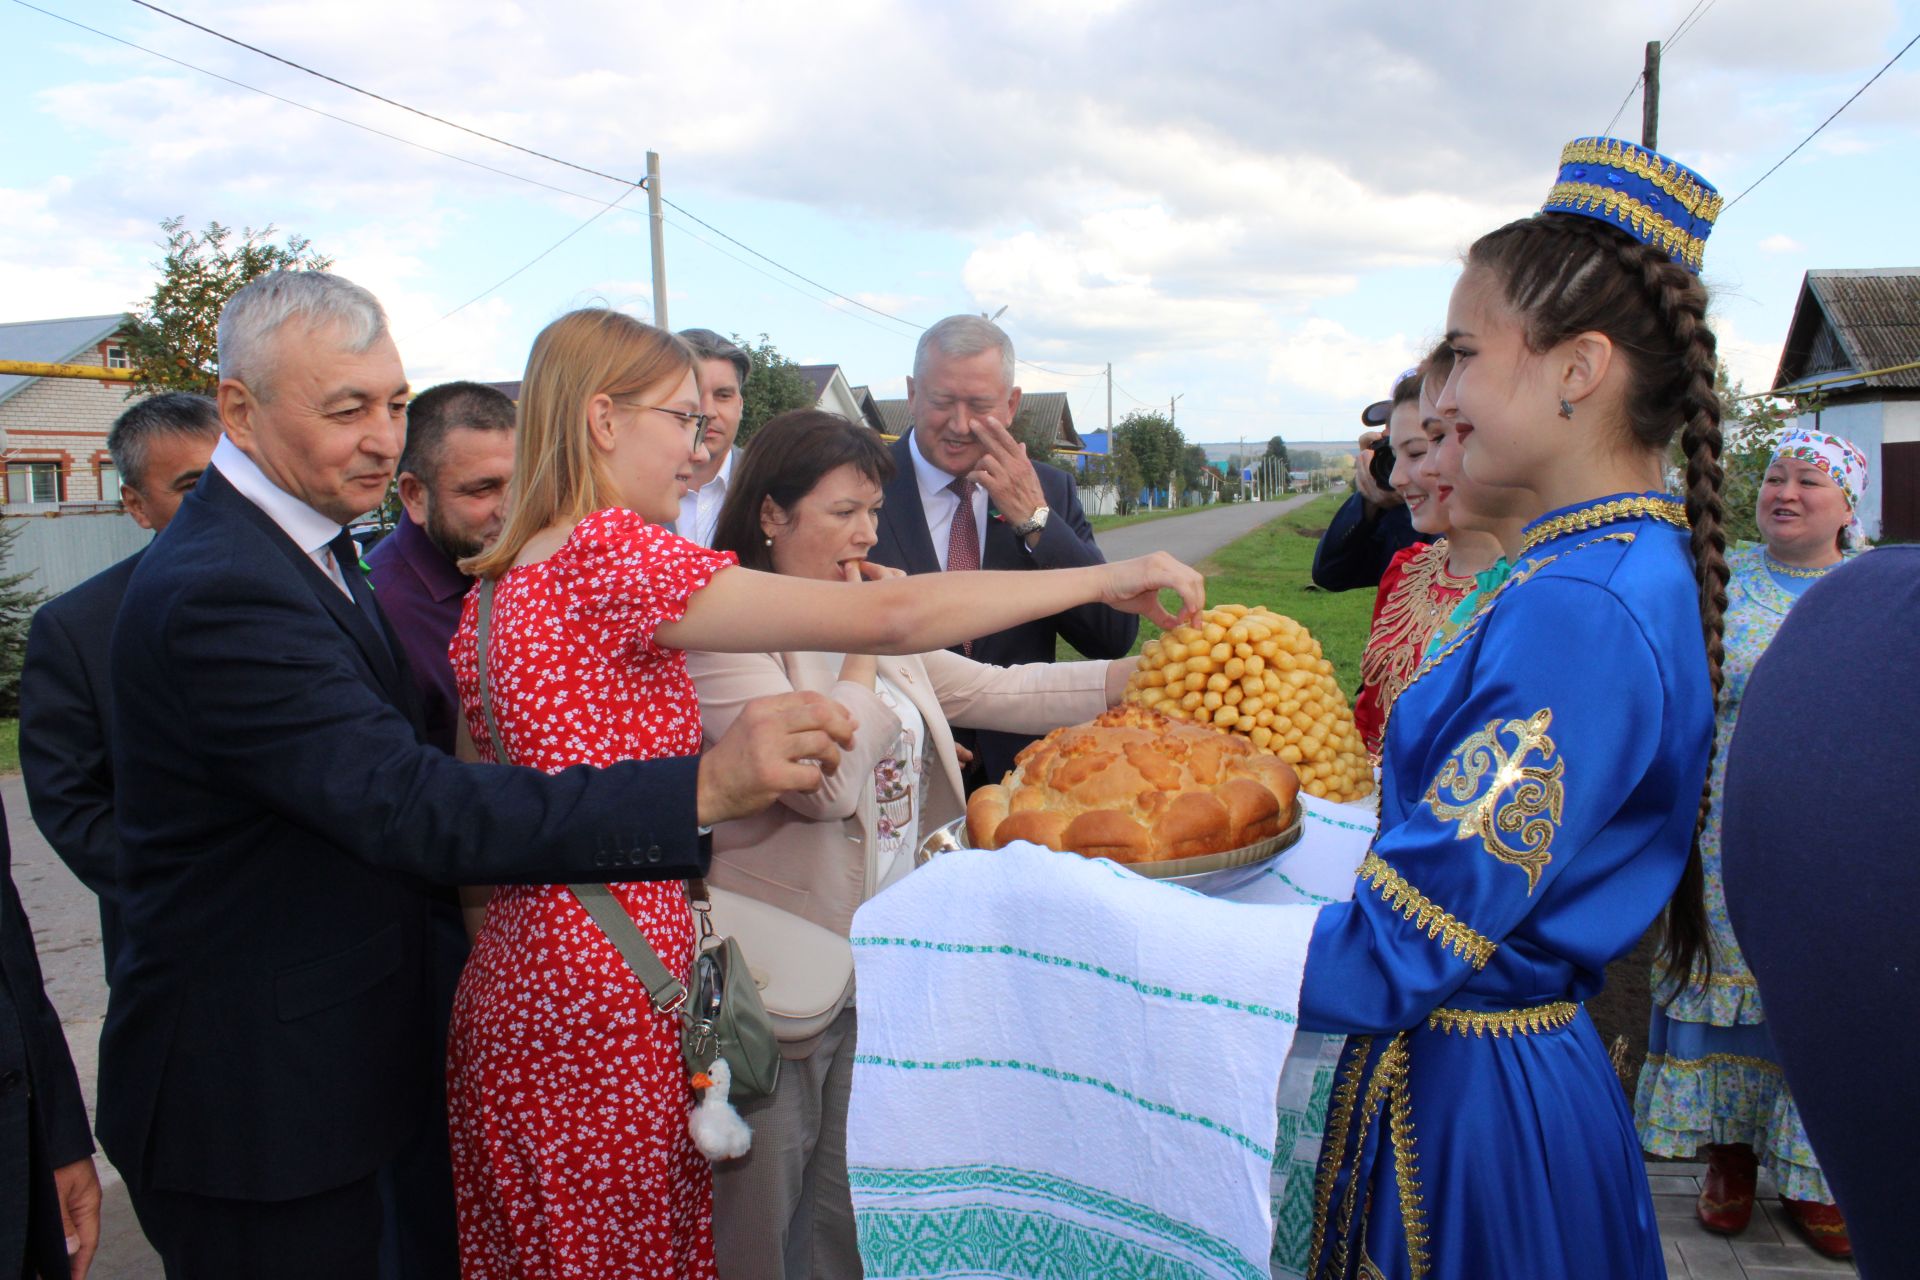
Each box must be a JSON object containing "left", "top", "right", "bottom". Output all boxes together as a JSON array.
[
  {"left": 125, "top": 217, "right": 333, "bottom": 395},
  {"left": 734, "top": 334, "right": 819, "bottom": 448},
  {"left": 1678, "top": 363, "right": 1812, "bottom": 546},
  {"left": 0, "top": 520, "right": 47, "bottom": 716},
  {"left": 1112, "top": 411, "right": 1184, "bottom": 506},
  {"left": 1264, "top": 434, "right": 1291, "bottom": 473}
]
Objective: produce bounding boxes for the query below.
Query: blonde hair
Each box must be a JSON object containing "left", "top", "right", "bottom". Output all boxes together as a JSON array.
[{"left": 464, "top": 309, "right": 694, "bottom": 579}]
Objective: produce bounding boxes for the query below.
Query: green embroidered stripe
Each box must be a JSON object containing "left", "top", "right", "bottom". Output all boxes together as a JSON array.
[
  {"left": 853, "top": 1055, "right": 1274, "bottom": 1160},
  {"left": 1261, "top": 868, "right": 1340, "bottom": 905},
  {"left": 848, "top": 936, "right": 1298, "bottom": 1024},
  {"left": 857, "top": 1203, "right": 1237, "bottom": 1280},
  {"left": 1305, "top": 810, "right": 1375, "bottom": 835},
  {"left": 851, "top": 1164, "right": 1263, "bottom": 1280}
]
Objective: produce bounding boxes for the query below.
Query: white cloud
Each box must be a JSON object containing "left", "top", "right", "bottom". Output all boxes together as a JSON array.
[{"left": 1758, "top": 233, "right": 1804, "bottom": 254}]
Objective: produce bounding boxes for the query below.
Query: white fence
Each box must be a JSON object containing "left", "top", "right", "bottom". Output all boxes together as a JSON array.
[{"left": 3, "top": 507, "right": 152, "bottom": 597}]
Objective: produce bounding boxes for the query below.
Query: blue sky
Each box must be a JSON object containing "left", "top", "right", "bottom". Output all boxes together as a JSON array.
[{"left": 3, "top": 0, "right": 1916, "bottom": 448}]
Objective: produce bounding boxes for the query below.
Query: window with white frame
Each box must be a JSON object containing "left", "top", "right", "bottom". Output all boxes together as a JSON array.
[
  {"left": 105, "top": 344, "right": 131, "bottom": 370},
  {"left": 98, "top": 461, "right": 119, "bottom": 497},
  {"left": 7, "top": 461, "right": 64, "bottom": 506}
]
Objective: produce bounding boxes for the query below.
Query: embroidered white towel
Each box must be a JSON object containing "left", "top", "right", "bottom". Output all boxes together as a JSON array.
[
  {"left": 1218, "top": 795, "right": 1377, "bottom": 1279},
  {"left": 847, "top": 841, "right": 1321, "bottom": 1280}
]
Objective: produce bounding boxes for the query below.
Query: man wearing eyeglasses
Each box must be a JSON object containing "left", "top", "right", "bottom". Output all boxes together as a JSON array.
[{"left": 673, "top": 328, "right": 750, "bottom": 547}]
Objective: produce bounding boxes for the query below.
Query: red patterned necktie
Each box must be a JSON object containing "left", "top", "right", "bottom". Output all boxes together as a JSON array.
[{"left": 946, "top": 477, "right": 979, "bottom": 655}]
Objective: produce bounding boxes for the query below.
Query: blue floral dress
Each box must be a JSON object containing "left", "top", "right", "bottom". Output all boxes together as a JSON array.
[{"left": 1633, "top": 542, "right": 1857, "bottom": 1204}]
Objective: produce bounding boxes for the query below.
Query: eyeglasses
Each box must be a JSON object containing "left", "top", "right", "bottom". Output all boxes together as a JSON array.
[{"left": 618, "top": 400, "right": 712, "bottom": 434}]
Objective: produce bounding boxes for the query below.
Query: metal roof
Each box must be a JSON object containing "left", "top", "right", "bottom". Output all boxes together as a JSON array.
[
  {"left": 1774, "top": 268, "right": 1920, "bottom": 393},
  {"left": 0, "top": 313, "right": 130, "bottom": 408}
]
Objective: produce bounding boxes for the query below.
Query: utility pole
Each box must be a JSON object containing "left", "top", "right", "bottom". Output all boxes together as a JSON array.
[
  {"left": 1169, "top": 393, "right": 1182, "bottom": 427},
  {"left": 1642, "top": 41, "right": 1661, "bottom": 149},
  {"left": 1105, "top": 363, "right": 1112, "bottom": 435},
  {"left": 646, "top": 151, "right": 669, "bottom": 328}
]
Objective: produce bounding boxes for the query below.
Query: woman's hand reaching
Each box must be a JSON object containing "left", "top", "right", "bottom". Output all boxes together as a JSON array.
[{"left": 1099, "top": 552, "right": 1205, "bottom": 630}]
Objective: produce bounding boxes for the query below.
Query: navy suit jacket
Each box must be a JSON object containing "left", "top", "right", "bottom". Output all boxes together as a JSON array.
[
  {"left": 21, "top": 550, "right": 143, "bottom": 985},
  {"left": 1, "top": 801, "right": 94, "bottom": 1280},
  {"left": 1310, "top": 493, "right": 1428, "bottom": 592},
  {"left": 102, "top": 466, "right": 708, "bottom": 1202},
  {"left": 870, "top": 434, "right": 1135, "bottom": 786}
]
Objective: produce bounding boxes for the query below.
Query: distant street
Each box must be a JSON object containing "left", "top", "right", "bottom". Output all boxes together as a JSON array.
[{"left": 1096, "top": 492, "right": 1317, "bottom": 565}]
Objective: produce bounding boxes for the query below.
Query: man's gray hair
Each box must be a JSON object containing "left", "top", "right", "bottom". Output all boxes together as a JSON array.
[
  {"left": 913, "top": 315, "right": 1016, "bottom": 390},
  {"left": 217, "top": 271, "right": 389, "bottom": 396}
]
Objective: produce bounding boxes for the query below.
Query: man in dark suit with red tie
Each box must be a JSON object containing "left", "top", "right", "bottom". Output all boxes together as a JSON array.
[
  {"left": 104, "top": 271, "right": 854, "bottom": 1277},
  {"left": 869, "top": 315, "right": 1135, "bottom": 790}
]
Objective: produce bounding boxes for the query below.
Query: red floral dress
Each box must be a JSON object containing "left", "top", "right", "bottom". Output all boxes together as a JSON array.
[
  {"left": 1352, "top": 540, "right": 1472, "bottom": 760},
  {"left": 446, "top": 508, "right": 735, "bottom": 1279}
]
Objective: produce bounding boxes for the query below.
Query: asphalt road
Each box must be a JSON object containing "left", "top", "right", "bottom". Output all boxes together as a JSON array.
[
  {"left": 7, "top": 773, "right": 163, "bottom": 1278},
  {"left": 1095, "top": 492, "right": 1316, "bottom": 565}
]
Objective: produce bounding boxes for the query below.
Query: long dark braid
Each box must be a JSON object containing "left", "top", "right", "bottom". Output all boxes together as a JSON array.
[{"left": 1468, "top": 212, "right": 1725, "bottom": 988}]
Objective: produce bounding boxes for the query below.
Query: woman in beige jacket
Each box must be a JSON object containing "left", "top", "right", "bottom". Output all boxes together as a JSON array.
[{"left": 686, "top": 411, "right": 1131, "bottom": 1280}]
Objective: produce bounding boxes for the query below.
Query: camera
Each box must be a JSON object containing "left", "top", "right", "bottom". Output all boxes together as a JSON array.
[{"left": 1368, "top": 440, "right": 1396, "bottom": 492}]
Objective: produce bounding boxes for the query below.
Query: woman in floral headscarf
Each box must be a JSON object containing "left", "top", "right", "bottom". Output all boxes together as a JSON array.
[{"left": 1634, "top": 426, "right": 1871, "bottom": 1260}]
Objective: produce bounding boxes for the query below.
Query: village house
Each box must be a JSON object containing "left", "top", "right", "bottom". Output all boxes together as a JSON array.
[
  {"left": 1772, "top": 267, "right": 1920, "bottom": 542},
  {"left": 0, "top": 313, "right": 137, "bottom": 510}
]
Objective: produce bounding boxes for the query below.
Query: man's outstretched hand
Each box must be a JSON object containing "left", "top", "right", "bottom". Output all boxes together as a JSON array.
[{"left": 697, "top": 691, "right": 857, "bottom": 826}]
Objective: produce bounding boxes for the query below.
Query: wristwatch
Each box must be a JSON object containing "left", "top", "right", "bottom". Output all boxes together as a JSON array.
[{"left": 1011, "top": 506, "right": 1050, "bottom": 538}]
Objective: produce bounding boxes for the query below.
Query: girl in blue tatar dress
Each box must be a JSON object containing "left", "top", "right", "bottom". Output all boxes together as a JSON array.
[{"left": 1297, "top": 137, "right": 1729, "bottom": 1280}]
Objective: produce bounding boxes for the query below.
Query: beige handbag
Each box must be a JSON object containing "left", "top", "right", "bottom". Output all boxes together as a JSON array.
[{"left": 702, "top": 884, "right": 854, "bottom": 1043}]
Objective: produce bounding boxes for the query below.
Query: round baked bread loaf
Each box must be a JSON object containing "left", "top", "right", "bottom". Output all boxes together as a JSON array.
[{"left": 965, "top": 705, "right": 1301, "bottom": 863}]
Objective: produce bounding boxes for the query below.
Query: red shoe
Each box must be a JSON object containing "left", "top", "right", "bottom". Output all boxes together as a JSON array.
[
  {"left": 1780, "top": 1197, "right": 1852, "bottom": 1259},
  {"left": 1696, "top": 1144, "right": 1757, "bottom": 1235}
]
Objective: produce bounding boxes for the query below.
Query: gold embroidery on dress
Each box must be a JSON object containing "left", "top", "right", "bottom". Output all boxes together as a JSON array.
[
  {"left": 1389, "top": 1049, "right": 1431, "bottom": 1280},
  {"left": 1309, "top": 1039, "right": 1372, "bottom": 1278},
  {"left": 1424, "top": 709, "right": 1565, "bottom": 893},
  {"left": 1359, "top": 854, "right": 1496, "bottom": 968},
  {"left": 1519, "top": 496, "right": 1687, "bottom": 554},
  {"left": 1360, "top": 542, "right": 1472, "bottom": 732},
  {"left": 1427, "top": 1001, "right": 1580, "bottom": 1037},
  {"left": 1359, "top": 1252, "right": 1388, "bottom": 1280},
  {"left": 1381, "top": 528, "right": 1637, "bottom": 742},
  {"left": 1332, "top": 1035, "right": 1406, "bottom": 1278}
]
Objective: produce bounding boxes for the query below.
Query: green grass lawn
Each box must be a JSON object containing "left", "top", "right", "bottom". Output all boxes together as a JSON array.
[
  {"left": 0, "top": 718, "right": 17, "bottom": 774},
  {"left": 1064, "top": 493, "right": 1377, "bottom": 689}
]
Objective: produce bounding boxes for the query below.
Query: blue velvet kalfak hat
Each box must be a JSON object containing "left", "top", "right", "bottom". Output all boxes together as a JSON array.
[{"left": 1542, "top": 137, "right": 1722, "bottom": 274}]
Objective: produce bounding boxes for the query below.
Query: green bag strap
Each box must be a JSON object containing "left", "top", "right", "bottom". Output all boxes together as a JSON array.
[{"left": 475, "top": 578, "right": 689, "bottom": 1017}]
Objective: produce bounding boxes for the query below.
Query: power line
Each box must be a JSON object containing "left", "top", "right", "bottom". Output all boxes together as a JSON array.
[
  {"left": 432, "top": 184, "right": 641, "bottom": 326},
  {"left": 26, "top": 0, "right": 1136, "bottom": 377},
  {"left": 1601, "top": 0, "right": 1711, "bottom": 136},
  {"left": 1664, "top": 0, "right": 1720, "bottom": 52},
  {"left": 655, "top": 197, "right": 926, "bottom": 333},
  {"left": 10, "top": 0, "right": 614, "bottom": 209},
  {"left": 1725, "top": 28, "right": 1920, "bottom": 210},
  {"left": 1601, "top": 75, "right": 1644, "bottom": 137},
  {"left": 125, "top": 0, "right": 640, "bottom": 185}
]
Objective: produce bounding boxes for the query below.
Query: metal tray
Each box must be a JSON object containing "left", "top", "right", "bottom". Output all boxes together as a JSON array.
[{"left": 915, "top": 801, "right": 1304, "bottom": 896}]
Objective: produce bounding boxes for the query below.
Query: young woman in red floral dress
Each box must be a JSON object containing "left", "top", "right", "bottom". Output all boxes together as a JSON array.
[{"left": 443, "top": 308, "right": 1201, "bottom": 1280}]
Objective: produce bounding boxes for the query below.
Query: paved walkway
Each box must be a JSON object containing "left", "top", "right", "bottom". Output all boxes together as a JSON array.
[
  {"left": 5, "top": 669, "right": 1862, "bottom": 1278},
  {"left": 1095, "top": 492, "right": 1317, "bottom": 566}
]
